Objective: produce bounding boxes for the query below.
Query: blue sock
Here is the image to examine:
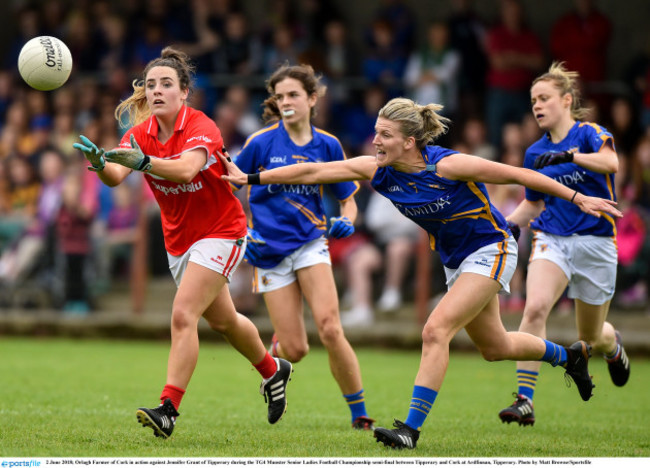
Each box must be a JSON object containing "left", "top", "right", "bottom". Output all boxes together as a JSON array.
[
  {"left": 517, "top": 369, "right": 539, "bottom": 401},
  {"left": 404, "top": 385, "right": 438, "bottom": 431},
  {"left": 343, "top": 389, "right": 368, "bottom": 422},
  {"left": 541, "top": 340, "right": 568, "bottom": 367}
]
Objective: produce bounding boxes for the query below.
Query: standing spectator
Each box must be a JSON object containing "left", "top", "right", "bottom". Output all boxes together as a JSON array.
[
  {"left": 550, "top": 0, "right": 611, "bottom": 87},
  {"left": 263, "top": 24, "right": 302, "bottom": 74},
  {"left": 213, "top": 11, "right": 263, "bottom": 75},
  {"left": 55, "top": 164, "right": 97, "bottom": 314},
  {"left": 448, "top": 0, "right": 489, "bottom": 117},
  {"left": 404, "top": 21, "right": 461, "bottom": 118},
  {"left": 607, "top": 96, "right": 643, "bottom": 158},
  {"left": 484, "top": 0, "right": 544, "bottom": 147},
  {"left": 625, "top": 31, "right": 650, "bottom": 129},
  {"left": 366, "top": 0, "right": 416, "bottom": 57},
  {"left": 362, "top": 19, "right": 408, "bottom": 95}
]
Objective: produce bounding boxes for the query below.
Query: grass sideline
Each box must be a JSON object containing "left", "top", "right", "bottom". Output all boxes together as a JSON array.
[{"left": 0, "top": 336, "right": 647, "bottom": 458}]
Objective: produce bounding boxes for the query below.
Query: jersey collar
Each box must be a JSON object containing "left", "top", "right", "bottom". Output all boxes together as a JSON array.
[{"left": 146, "top": 105, "right": 190, "bottom": 137}]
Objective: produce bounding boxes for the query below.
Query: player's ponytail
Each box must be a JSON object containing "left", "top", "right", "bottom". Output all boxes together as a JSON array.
[
  {"left": 115, "top": 47, "right": 195, "bottom": 127},
  {"left": 532, "top": 61, "right": 590, "bottom": 121},
  {"left": 378, "top": 98, "right": 450, "bottom": 149}
]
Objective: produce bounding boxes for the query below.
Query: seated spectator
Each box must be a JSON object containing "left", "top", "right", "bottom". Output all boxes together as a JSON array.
[
  {"left": 0, "top": 155, "right": 40, "bottom": 252},
  {"left": 0, "top": 148, "right": 64, "bottom": 290},
  {"left": 458, "top": 117, "right": 497, "bottom": 161},
  {"left": 339, "top": 186, "right": 421, "bottom": 326}
]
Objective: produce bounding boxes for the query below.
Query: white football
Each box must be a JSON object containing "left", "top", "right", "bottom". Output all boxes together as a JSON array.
[{"left": 18, "top": 36, "right": 73, "bottom": 91}]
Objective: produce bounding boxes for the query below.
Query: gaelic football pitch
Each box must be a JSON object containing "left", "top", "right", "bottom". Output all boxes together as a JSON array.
[{"left": 1, "top": 337, "right": 647, "bottom": 458}]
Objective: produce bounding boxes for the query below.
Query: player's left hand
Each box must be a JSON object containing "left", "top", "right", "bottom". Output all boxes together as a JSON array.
[
  {"left": 104, "top": 134, "right": 152, "bottom": 172},
  {"left": 533, "top": 150, "right": 574, "bottom": 169},
  {"left": 329, "top": 216, "right": 354, "bottom": 238},
  {"left": 572, "top": 193, "right": 623, "bottom": 219}
]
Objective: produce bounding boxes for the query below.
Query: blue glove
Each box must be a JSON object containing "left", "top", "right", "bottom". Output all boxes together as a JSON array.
[
  {"left": 533, "top": 150, "right": 574, "bottom": 169},
  {"left": 104, "top": 134, "right": 152, "bottom": 172},
  {"left": 244, "top": 229, "right": 266, "bottom": 264},
  {"left": 507, "top": 221, "right": 520, "bottom": 242},
  {"left": 73, "top": 135, "right": 105, "bottom": 172},
  {"left": 329, "top": 216, "right": 355, "bottom": 239}
]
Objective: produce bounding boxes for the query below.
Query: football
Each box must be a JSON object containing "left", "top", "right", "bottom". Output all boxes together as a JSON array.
[{"left": 18, "top": 36, "right": 73, "bottom": 91}]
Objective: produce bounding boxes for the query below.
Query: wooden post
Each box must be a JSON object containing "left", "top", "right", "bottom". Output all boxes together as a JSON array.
[
  {"left": 414, "top": 229, "right": 431, "bottom": 325},
  {"left": 130, "top": 187, "right": 149, "bottom": 314}
]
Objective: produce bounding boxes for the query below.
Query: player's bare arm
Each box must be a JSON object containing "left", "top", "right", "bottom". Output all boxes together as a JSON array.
[
  {"left": 572, "top": 144, "right": 618, "bottom": 174},
  {"left": 438, "top": 153, "right": 622, "bottom": 219},
  {"left": 506, "top": 199, "right": 545, "bottom": 227}
]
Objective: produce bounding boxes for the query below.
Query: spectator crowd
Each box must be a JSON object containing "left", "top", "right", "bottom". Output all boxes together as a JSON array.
[{"left": 0, "top": 0, "right": 649, "bottom": 317}]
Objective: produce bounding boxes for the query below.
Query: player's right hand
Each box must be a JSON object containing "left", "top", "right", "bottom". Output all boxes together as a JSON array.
[
  {"left": 244, "top": 229, "right": 266, "bottom": 264},
  {"left": 533, "top": 150, "right": 574, "bottom": 169},
  {"left": 73, "top": 135, "right": 105, "bottom": 172}
]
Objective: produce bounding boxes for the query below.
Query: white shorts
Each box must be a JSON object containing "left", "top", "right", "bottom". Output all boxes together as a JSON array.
[
  {"left": 444, "top": 238, "right": 518, "bottom": 294},
  {"left": 254, "top": 236, "right": 331, "bottom": 293},
  {"left": 167, "top": 237, "right": 246, "bottom": 286},
  {"left": 530, "top": 231, "right": 617, "bottom": 305}
]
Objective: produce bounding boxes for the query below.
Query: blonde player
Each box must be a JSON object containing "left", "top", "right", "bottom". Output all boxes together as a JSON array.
[
  {"left": 498, "top": 62, "right": 630, "bottom": 427},
  {"left": 220, "top": 97, "right": 623, "bottom": 449}
]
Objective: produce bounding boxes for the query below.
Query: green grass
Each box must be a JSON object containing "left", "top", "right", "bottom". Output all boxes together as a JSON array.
[{"left": 0, "top": 336, "right": 648, "bottom": 458}]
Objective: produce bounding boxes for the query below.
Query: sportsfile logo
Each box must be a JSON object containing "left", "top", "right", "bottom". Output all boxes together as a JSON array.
[{"left": 1, "top": 461, "right": 41, "bottom": 467}]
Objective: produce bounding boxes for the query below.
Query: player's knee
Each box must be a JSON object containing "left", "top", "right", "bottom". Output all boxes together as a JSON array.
[
  {"left": 282, "top": 341, "right": 309, "bottom": 362},
  {"left": 421, "top": 320, "right": 448, "bottom": 347},
  {"left": 522, "top": 299, "right": 552, "bottom": 325},
  {"left": 205, "top": 316, "right": 231, "bottom": 334},
  {"left": 317, "top": 315, "right": 344, "bottom": 348},
  {"left": 477, "top": 344, "right": 507, "bottom": 362},
  {"left": 170, "top": 307, "right": 197, "bottom": 332}
]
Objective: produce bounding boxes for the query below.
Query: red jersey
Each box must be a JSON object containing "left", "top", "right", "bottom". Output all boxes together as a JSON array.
[{"left": 118, "top": 106, "right": 247, "bottom": 256}]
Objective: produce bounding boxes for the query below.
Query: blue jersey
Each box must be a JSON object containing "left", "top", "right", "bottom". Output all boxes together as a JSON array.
[
  {"left": 235, "top": 121, "right": 359, "bottom": 268},
  {"left": 525, "top": 121, "right": 617, "bottom": 237},
  {"left": 371, "top": 146, "right": 509, "bottom": 269}
]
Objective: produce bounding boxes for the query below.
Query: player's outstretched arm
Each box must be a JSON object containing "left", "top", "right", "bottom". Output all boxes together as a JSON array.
[
  {"left": 439, "top": 153, "right": 622, "bottom": 220},
  {"left": 219, "top": 153, "right": 376, "bottom": 185}
]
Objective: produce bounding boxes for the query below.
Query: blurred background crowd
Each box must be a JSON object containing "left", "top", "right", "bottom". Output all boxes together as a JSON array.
[{"left": 0, "top": 0, "right": 649, "bottom": 321}]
